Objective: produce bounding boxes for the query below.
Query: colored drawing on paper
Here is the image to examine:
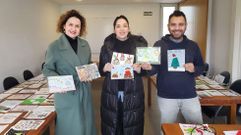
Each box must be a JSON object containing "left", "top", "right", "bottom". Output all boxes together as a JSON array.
[
  {"left": 136, "top": 47, "right": 161, "bottom": 64},
  {"left": 167, "top": 49, "right": 185, "bottom": 72}
]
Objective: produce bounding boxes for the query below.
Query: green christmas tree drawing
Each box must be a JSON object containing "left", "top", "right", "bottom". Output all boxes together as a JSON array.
[{"left": 171, "top": 54, "right": 180, "bottom": 68}]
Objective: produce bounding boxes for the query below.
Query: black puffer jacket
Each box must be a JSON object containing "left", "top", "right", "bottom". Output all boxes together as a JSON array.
[{"left": 98, "top": 33, "right": 147, "bottom": 135}]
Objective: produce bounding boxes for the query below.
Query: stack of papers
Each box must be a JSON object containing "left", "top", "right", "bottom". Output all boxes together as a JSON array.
[
  {"left": 223, "top": 130, "right": 241, "bottom": 135},
  {"left": 179, "top": 123, "right": 215, "bottom": 135}
]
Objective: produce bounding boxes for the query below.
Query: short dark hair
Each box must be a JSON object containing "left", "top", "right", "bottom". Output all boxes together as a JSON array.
[
  {"left": 57, "top": 9, "right": 86, "bottom": 36},
  {"left": 168, "top": 10, "right": 187, "bottom": 23},
  {"left": 113, "top": 15, "right": 129, "bottom": 28}
]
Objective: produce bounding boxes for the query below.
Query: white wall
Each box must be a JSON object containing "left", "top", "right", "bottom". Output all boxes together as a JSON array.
[
  {"left": 0, "top": 0, "right": 59, "bottom": 91},
  {"left": 208, "top": 0, "right": 233, "bottom": 77},
  {"left": 231, "top": 0, "right": 241, "bottom": 81},
  {"left": 208, "top": 0, "right": 241, "bottom": 82},
  {"left": 61, "top": 4, "right": 161, "bottom": 61}
]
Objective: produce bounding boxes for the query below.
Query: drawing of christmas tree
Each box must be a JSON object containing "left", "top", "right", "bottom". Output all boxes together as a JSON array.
[{"left": 171, "top": 54, "right": 180, "bottom": 69}]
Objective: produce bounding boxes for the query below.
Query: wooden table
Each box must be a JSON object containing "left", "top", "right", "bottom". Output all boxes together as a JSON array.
[
  {"left": 0, "top": 74, "right": 56, "bottom": 135},
  {"left": 200, "top": 96, "right": 241, "bottom": 124},
  {"left": 162, "top": 123, "right": 241, "bottom": 135},
  {"left": 146, "top": 76, "right": 241, "bottom": 124},
  {"left": 27, "top": 112, "right": 56, "bottom": 135}
]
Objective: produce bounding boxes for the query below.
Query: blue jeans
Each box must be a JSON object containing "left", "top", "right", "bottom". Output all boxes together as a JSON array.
[
  {"left": 157, "top": 96, "right": 203, "bottom": 124},
  {"left": 116, "top": 91, "right": 124, "bottom": 134},
  {"left": 118, "top": 91, "right": 124, "bottom": 102}
]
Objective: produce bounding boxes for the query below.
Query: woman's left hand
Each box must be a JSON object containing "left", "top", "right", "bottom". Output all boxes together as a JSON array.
[{"left": 133, "top": 63, "right": 141, "bottom": 73}]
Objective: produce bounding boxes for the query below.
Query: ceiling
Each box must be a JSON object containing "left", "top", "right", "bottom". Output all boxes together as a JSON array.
[{"left": 51, "top": 0, "right": 183, "bottom": 4}]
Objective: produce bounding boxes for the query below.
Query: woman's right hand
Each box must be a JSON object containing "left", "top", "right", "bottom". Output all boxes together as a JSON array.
[{"left": 103, "top": 63, "right": 112, "bottom": 72}]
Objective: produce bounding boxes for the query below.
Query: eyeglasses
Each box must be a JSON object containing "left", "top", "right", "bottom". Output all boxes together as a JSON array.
[{"left": 190, "top": 125, "right": 216, "bottom": 135}]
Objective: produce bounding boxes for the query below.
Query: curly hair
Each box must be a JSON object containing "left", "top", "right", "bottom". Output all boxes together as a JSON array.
[{"left": 57, "top": 9, "right": 86, "bottom": 36}]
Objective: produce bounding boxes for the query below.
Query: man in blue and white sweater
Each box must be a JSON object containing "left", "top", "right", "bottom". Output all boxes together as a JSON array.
[{"left": 142, "top": 10, "right": 204, "bottom": 125}]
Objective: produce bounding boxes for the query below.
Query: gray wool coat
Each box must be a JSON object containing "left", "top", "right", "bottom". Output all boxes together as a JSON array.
[{"left": 42, "top": 34, "right": 96, "bottom": 135}]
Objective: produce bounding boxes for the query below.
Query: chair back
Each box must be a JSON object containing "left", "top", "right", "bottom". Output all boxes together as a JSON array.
[
  {"left": 23, "top": 70, "right": 34, "bottom": 80},
  {"left": 220, "top": 71, "right": 230, "bottom": 85},
  {"left": 202, "top": 63, "right": 209, "bottom": 76},
  {"left": 214, "top": 71, "right": 230, "bottom": 85},
  {"left": 229, "top": 79, "right": 241, "bottom": 94},
  {"left": 230, "top": 79, "right": 241, "bottom": 115},
  {"left": 3, "top": 76, "right": 19, "bottom": 90}
]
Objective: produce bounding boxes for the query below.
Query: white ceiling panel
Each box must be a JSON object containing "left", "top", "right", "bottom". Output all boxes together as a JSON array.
[{"left": 51, "top": 0, "right": 183, "bottom": 4}]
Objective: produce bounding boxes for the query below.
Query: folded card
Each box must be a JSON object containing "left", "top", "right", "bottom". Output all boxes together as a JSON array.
[{"left": 47, "top": 75, "right": 76, "bottom": 93}]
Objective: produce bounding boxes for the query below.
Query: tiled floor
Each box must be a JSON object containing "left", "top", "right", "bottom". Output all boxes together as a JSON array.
[{"left": 91, "top": 77, "right": 241, "bottom": 135}]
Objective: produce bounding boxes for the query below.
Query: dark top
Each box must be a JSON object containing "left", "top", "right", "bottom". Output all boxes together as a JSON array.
[
  {"left": 113, "top": 38, "right": 131, "bottom": 91},
  {"left": 65, "top": 34, "right": 78, "bottom": 54},
  {"left": 149, "top": 34, "right": 204, "bottom": 99}
]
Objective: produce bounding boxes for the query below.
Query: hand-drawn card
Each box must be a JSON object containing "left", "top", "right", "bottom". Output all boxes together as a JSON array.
[
  {"left": 0, "top": 105, "right": 10, "bottom": 113},
  {"left": 179, "top": 123, "right": 214, "bottom": 135},
  {"left": 4, "top": 128, "right": 27, "bottom": 135},
  {"left": 28, "top": 94, "right": 49, "bottom": 99},
  {"left": 111, "top": 52, "right": 134, "bottom": 80},
  {"left": 209, "top": 84, "right": 225, "bottom": 90},
  {"left": 21, "top": 98, "right": 46, "bottom": 105},
  {"left": 4, "top": 88, "right": 23, "bottom": 94},
  {"left": 12, "top": 120, "right": 45, "bottom": 131},
  {"left": 111, "top": 65, "right": 134, "bottom": 80},
  {"left": 40, "top": 98, "right": 54, "bottom": 105},
  {"left": 0, "top": 94, "right": 11, "bottom": 100},
  {"left": 11, "top": 105, "right": 38, "bottom": 112},
  {"left": 219, "top": 90, "right": 240, "bottom": 96},
  {"left": 24, "top": 106, "right": 55, "bottom": 119},
  {"left": 27, "top": 83, "right": 43, "bottom": 89},
  {"left": 196, "top": 90, "right": 212, "bottom": 97},
  {"left": 0, "top": 125, "right": 8, "bottom": 134},
  {"left": 47, "top": 75, "right": 76, "bottom": 93},
  {"left": 111, "top": 52, "right": 134, "bottom": 66},
  {"left": 205, "top": 90, "right": 225, "bottom": 96},
  {"left": 0, "top": 100, "right": 22, "bottom": 111},
  {"left": 35, "top": 88, "right": 49, "bottom": 94},
  {"left": 214, "top": 74, "right": 225, "bottom": 84},
  {"left": 0, "top": 112, "right": 22, "bottom": 124},
  {"left": 24, "top": 111, "right": 51, "bottom": 119},
  {"left": 18, "top": 89, "right": 38, "bottom": 94},
  {"left": 167, "top": 49, "right": 185, "bottom": 72},
  {"left": 195, "top": 84, "right": 211, "bottom": 90},
  {"left": 6, "top": 94, "right": 32, "bottom": 100},
  {"left": 76, "top": 63, "right": 100, "bottom": 80},
  {"left": 136, "top": 47, "right": 161, "bottom": 64}
]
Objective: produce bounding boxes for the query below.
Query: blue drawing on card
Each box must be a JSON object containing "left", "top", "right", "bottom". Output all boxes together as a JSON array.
[
  {"left": 167, "top": 49, "right": 185, "bottom": 72},
  {"left": 111, "top": 65, "right": 134, "bottom": 79}
]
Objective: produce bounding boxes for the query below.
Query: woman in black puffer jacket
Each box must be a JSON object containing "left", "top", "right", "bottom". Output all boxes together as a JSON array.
[{"left": 98, "top": 15, "right": 148, "bottom": 135}]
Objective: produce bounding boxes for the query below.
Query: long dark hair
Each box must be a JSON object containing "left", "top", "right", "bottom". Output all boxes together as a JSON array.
[{"left": 113, "top": 15, "right": 129, "bottom": 28}]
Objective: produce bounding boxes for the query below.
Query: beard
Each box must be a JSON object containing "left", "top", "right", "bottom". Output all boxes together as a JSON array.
[{"left": 170, "top": 32, "right": 184, "bottom": 40}]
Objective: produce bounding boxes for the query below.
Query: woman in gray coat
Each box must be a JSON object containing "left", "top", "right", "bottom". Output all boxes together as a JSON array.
[{"left": 42, "top": 9, "right": 96, "bottom": 135}]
